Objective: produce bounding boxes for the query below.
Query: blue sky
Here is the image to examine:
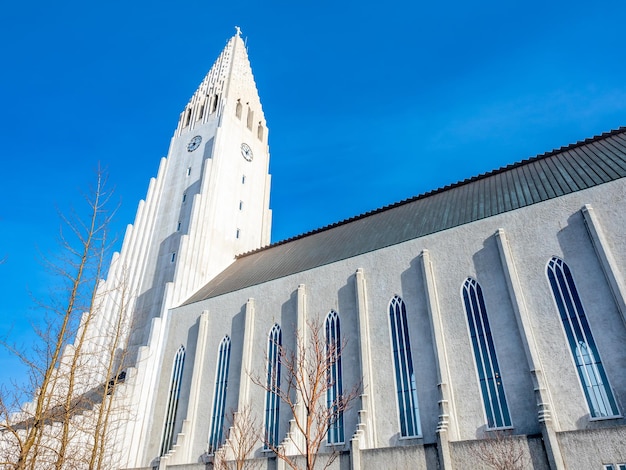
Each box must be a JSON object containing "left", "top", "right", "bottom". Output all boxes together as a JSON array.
[{"left": 1, "top": 0, "right": 625, "bottom": 387}]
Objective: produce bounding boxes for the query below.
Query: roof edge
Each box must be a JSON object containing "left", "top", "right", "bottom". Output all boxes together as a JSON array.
[{"left": 236, "top": 126, "right": 626, "bottom": 259}]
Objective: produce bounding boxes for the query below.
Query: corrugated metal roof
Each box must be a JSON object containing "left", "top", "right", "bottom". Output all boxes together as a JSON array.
[{"left": 184, "top": 127, "right": 626, "bottom": 305}]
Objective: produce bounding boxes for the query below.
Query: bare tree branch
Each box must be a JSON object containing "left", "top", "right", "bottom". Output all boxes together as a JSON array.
[
  {"left": 251, "top": 318, "right": 360, "bottom": 470},
  {"left": 0, "top": 167, "right": 130, "bottom": 470},
  {"left": 470, "top": 429, "right": 530, "bottom": 470}
]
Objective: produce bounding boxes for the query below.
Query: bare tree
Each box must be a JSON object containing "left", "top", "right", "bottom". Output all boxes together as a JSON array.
[
  {"left": 0, "top": 168, "right": 129, "bottom": 470},
  {"left": 470, "top": 430, "right": 529, "bottom": 470},
  {"left": 84, "top": 266, "right": 134, "bottom": 470},
  {"left": 214, "top": 405, "right": 261, "bottom": 470},
  {"left": 252, "top": 319, "right": 360, "bottom": 470}
]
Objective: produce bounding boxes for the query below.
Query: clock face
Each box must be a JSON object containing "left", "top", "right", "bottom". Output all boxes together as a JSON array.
[
  {"left": 241, "top": 142, "right": 253, "bottom": 162},
  {"left": 187, "top": 135, "right": 202, "bottom": 152}
]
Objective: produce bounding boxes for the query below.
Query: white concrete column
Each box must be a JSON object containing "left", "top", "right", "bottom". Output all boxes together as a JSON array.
[
  {"left": 128, "top": 281, "right": 176, "bottom": 467},
  {"left": 419, "top": 250, "right": 455, "bottom": 470},
  {"left": 294, "top": 284, "right": 307, "bottom": 450},
  {"left": 182, "top": 311, "right": 210, "bottom": 461},
  {"left": 296, "top": 284, "right": 307, "bottom": 344},
  {"left": 121, "top": 315, "right": 163, "bottom": 467},
  {"left": 350, "top": 436, "right": 362, "bottom": 470},
  {"left": 495, "top": 228, "right": 564, "bottom": 470},
  {"left": 220, "top": 300, "right": 256, "bottom": 465},
  {"left": 128, "top": 157, "right": 169, "bottom": 308},
  {"left": 353, "top": 268, "right": 376, "bottom": 449},
  {"left": 581, "top": 204, "right": 626, "bottom": 327},
  {"left": 238, "top": 298, "right": 256, "bottom": 409}
]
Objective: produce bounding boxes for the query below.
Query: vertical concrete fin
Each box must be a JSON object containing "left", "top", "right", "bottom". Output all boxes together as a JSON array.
[
  {"left": 294, "top": 284, "right": 307, "bottom": 449},
  {"left": 130, "top": 282, "right": 175, "bottom": 466},
  {"left": 297, "top": 284, "right": 307, "bottom": 336},
  {"left": 122, "top": 315, "right": 163, "bottom": 467},
  {"left": 419, "top": 250, "right": 455, "bottom": 469},
  {"left": 495, "top": 228, "right": 565, "bottom": 470},
  {"left": 182, "top": 311, "right": 210, "bottom": 460},
  {"left": 239, "top": 298, "right": 256, "bottom": 408},
  {"left": 581, "top": 204, "right": 626, "bottom": 327},
  {"left": 352, "top": 268, "right": 377, "bottom": 448}
]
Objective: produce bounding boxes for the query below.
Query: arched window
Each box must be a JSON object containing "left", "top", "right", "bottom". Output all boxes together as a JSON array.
[
  {"left": 160, "top": 345, "right": 185, "bottom": 456},
  {"left": 265, "top": 324, "right": 282, "bottom": 448},
  {"left": 198, "top": 101, "right": 205, "bottom": 120},
  {"left": 325, "top": 310, "right": 344, "bottom": 444},
  {"left": 389, "top": 295, "right": 421, "bottom": 437},
  {"left": 208, "top": 336, "right": 231, "bottom": 453},
  {"left": 257, "top": 122, "right": 264, "bottom": 141},
  {"left": 547, "top": 257, "right": 619, "bottom": 417},
  {"left": 235, "top": 100, "right": 242, "bottom": 119},
  {"left": 462, "top": 278, "right": 511, "bottom": 428},
  {"left": 246, "top": 107, "right": 253, "bottom": 130}
]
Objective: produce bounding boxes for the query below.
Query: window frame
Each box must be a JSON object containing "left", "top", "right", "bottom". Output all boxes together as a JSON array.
[
  {"left": 325, "top": 310, "right": 344, "bottom": 445},
  {"left": 264, "top": 324, "right": 282, "bottom": 449},
  {"left": 208, "top": 336, "right": 232, "bottom": 454},
  {"left": 388, "top": 295, "right": 422, "bottom": 438},
  {"left": 546, "top": 257, "right": 620, "bottom": 419},
  {"left": 160, "top": 345, "right": 186, "bottom": 456},
  {"left": 462, "top": 278, "right": 512, "bottom": 429}
]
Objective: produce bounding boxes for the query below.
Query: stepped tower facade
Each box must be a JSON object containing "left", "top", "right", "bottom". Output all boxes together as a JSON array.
[
  {"left": 125, "top": 29, "right": 271, "bottom": 346},
  {"left": 92, "top": 29, "right": 272, "bottom": 467},
  {"left": 11, "top": 28, "right": 626, "bottom": 470}
]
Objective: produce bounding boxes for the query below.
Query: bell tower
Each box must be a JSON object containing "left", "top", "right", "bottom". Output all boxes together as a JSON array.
[
  {"left": 117, "top": 28, "right": 272, "bottom": 346},
  {"left": 106, "top": 29, "right": 272, "bottom": 466}
]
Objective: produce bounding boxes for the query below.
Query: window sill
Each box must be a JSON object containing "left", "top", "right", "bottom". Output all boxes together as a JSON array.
[
  {"left": 484, "top": 425, "right": 514, "bottom": 432},
  {"left": 590, "top": 414, "right": 622, "bottom": 422},
  {"left": 325, "top": 441, "right": 345, "bottom": 447}
]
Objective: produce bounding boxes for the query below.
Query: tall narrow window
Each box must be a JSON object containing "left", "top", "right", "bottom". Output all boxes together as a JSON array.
[
  {"left": 208, "top": 336, "right": 232, "bottom": 453},
  {"left": 211, "top": 94, "right": 219, "bottom": 113},
  {"left": 257, "top": 122, "right": 264, "bottom": 141},
  {"left": 547, "top": 257, "right": 619, "bottom": 418},
  {"left": 246, "top": 107, "right": 253, "bottom": 130},
  {"left": 462, "top": 278, "right": 511, "bottom": 428},
  {"left": 389, "top": 295, "right": 421, "bottom": 437},
  {"left": 236, "top": 100, "right": 242, "bottom": 119},
  {"left": 325, "top": 311, "right": 344, "bottom": 444},
  {"left": 198, "top": 102, "right": 205, "bottom": 120},
  {"left": 160, "top": 345, "right": 185, "bottom": 456},
  {"left": 265, "top": 324, "right": 282, "bottom": 449},
  {"left": 184, "top": 108, "right": 191, "bottom": 127}
]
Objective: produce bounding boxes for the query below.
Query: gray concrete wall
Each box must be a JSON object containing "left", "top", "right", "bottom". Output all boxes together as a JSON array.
[
  {"left": 144, "top": 178, "right": 626, "bottom": 467},
  {"left": 360, "top": 444, "right": 438, "bottom": 470},
  {"left": 558, "top": 427, "right": 626, "bottom": 469},
  {"left": 450, "top": 435, "right": 548, "bottom": 469}
]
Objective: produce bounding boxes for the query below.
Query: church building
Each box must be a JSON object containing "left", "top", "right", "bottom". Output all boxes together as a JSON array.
[{"left": 54, "top": 31, "right": 626, "bottom": 469}]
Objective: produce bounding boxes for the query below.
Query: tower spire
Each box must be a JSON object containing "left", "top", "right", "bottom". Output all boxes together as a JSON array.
[
  {"left": 175, "top": 29, "right": 264, "bottom": 137},
  {"left": 111, "top": 32, "right": 272, "bottom": 463}
]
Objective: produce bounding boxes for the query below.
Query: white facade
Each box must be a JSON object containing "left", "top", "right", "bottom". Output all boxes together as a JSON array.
[
  {"left": 35, "top": 31, "right": 626, "bottom": 470},
  {"left": 80, "top": 31, "right": 273, "bottom": 468},
  {"left": 144, "top": 178, "right": 626, "bottom": 470}
]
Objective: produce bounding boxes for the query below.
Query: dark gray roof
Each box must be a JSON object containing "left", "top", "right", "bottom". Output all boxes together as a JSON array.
[{"left": 184, "top": 127, "right": 626, "bottom": 305}]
